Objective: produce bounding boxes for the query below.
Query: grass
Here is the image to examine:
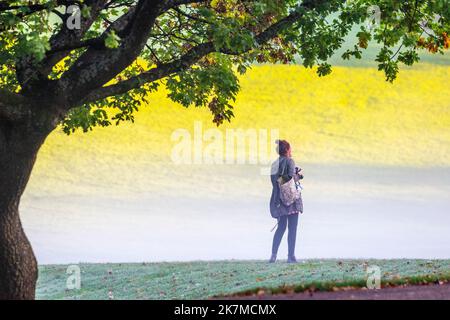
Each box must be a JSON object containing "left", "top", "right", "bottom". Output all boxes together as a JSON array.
[{"left": 36, "top": 259, "right": 450, "bottom": 300}]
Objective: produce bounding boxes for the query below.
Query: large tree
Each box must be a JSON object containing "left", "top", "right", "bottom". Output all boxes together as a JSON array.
[{"left": 0, "top": 0, "right": 448, "bottom": 299}]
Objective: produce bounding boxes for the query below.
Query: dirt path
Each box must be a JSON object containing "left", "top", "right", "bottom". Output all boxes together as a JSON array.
[{"left": 233, "top": 283, "right": 450, "bottom": 300}]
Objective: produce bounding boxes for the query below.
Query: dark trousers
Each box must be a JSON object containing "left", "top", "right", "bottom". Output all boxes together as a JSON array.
[{"left": 271, "top": 213, "right": 299, "bottom": 257}]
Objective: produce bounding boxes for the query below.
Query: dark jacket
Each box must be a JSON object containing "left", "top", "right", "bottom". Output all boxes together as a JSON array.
[{"left": 269, "top": 156, "right": 303, "bottom": 218}]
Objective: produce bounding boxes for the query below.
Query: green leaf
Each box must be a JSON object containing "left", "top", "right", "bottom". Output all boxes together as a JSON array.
[
  {"left": 317, "top": 63, "right": 332, "bottom": 77},
  {"left": 105, "top": 31, "right": 121, "bottom": 49}
]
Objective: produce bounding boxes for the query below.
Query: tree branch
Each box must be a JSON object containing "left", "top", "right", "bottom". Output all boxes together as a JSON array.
[
  {"left": 164, "top": 0, "right": 208, "bottom": 10},
  {"left": 0, "top": 89, "right": 31, "bottom": 121},
  {"left": 46, "top": 1, "right": 139, "bottom": 55},
  {"left": 36, "top": 0, "right": 109, "bottom": 78},
  {"left": 0, "top": 1, "right": 70, "bottom": 13},
  {"left": 82, "top": 41, "right": 214, "bottom": 103},
  {"left": 82, "top": 0, "right": 326, "bottom": 104},
  {"left": 15, "top": 0, "right": 108, "bottom": 91},
  {"left": 58, "top": 0, "right": 165, "bottom": 105}
]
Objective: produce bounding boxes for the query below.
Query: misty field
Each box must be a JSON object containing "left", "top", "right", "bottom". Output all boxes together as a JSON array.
[
  {"left": 20, "top": 64, "right": 450, "bottom": 265},
  {"left": 36, "top": 259, "right": 450, "bottom": 300}
]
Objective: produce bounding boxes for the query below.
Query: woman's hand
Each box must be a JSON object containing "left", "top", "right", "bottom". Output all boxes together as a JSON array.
[{"left": 294, "top": 168, "right": 304, "bottom": 181}]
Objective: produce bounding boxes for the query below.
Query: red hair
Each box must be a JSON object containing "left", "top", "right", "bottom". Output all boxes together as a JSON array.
[{"left": 275, "top": 139, "right": 290, "bottom": 156}]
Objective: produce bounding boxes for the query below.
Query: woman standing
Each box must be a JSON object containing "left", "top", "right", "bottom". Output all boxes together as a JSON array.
[{"left": 269, "top": 140, "right": 303, "bottom": 263}]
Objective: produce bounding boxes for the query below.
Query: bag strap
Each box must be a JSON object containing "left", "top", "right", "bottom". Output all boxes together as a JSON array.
[
  {"left": 279, "top": 159, "right": 287, "bottom": 177},
  {"left": 279, "top": 159, "right": 292, "bottom": 183},
  {"left": 270, "top": 220, "right": 279, "bottom": 232}
]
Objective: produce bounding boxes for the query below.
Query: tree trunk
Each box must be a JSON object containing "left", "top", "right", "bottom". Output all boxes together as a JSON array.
[
  {"left": 0, "top": 203, "right": 38, "bottom": 300},
  {"left": 0, "top": 118, "right": 50, "bottom": 300}
]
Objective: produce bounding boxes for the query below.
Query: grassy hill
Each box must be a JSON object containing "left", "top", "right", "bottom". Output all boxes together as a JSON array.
[
  {"left": 36, "top": 259, "right": 450, "bottom": 300},
  {"left": 26, "top": 64, "right": 450, "bottom": 199}
]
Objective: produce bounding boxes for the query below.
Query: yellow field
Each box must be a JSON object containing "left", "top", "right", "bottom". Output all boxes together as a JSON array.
[{"left": 27, "top": 64, "right": 450, "bottom": 198}]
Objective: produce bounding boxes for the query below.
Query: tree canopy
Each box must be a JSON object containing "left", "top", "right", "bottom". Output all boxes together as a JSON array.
[{"left": 0, "top": 0, "right": 448, "bottom": 131}]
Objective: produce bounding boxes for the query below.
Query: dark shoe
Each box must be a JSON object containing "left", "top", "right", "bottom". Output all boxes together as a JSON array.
[
  {"left": 268, "top": 254, "right": 277, "bottom": 263},
  {"left": 287, "top": 256, "right": 298, "bottom": 263}
]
